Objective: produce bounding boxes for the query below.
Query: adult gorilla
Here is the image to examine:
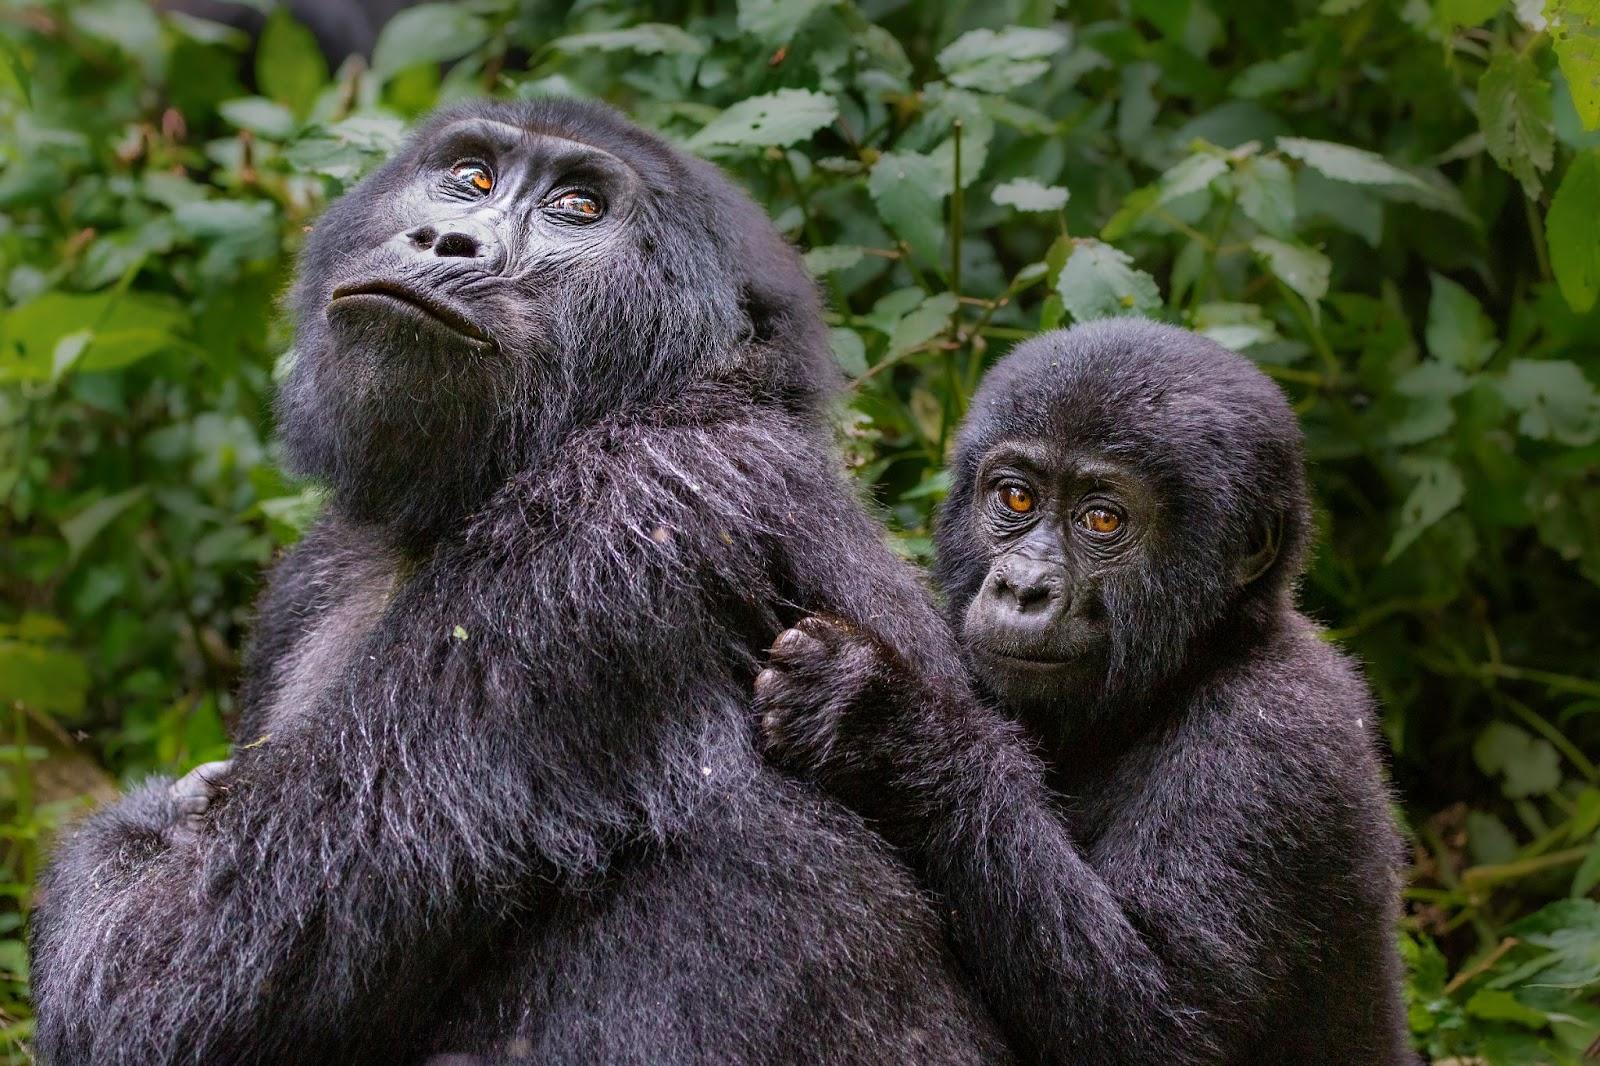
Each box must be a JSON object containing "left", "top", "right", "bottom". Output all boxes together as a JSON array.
[{"left": 29, "top": 100, "right": 1007, "bottom": 1065}]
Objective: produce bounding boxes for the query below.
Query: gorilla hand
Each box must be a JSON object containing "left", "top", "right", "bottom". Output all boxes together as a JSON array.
[{"left": 169, "top": 760, "right": 234, "bottom": 844}]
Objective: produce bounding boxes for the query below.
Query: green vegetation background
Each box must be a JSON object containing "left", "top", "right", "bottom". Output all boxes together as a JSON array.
[{"left": 1, "top": 0, "right": 1599, "bottom": 1060}]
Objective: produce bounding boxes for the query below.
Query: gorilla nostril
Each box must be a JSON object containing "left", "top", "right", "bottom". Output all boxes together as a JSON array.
[
  {"left": 406, "top": 225, "right": 437, "bottom": 250},
  {"left": 433, "top": 232, "right": 482, "bottom": 258}
]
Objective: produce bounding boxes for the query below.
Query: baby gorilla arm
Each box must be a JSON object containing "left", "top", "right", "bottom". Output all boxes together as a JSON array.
[{"left": 755, "top": 619, "right": 1316, "bottom": 1065}]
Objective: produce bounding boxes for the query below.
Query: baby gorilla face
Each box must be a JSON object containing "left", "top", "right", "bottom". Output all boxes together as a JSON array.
[{"left": 959, "top": 439, "right": 1155, "bottom": 709}]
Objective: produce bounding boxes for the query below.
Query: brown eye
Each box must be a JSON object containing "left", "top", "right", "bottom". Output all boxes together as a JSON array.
[
  {"left": 1082, "top": 508, "right": 1121, "bottom": 535},
  {"left": 1000, "top": 485, "right": 1034, "bottom": 514},
  {"left": 550, "top": 191, "right": 603, "bottom": 219},
  {"left": 451, "top": 161, "right": 493, "bottom": 193}
]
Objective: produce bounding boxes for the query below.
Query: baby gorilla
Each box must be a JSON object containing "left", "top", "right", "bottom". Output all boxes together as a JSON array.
[{"left": 756, "top": 321, "right": 1412, "bottom": 1065}]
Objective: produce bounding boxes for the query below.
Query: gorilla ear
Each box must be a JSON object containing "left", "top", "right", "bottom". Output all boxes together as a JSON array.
[{"left": 1238, "top": 514, "right": 1282, "bottom": 586}]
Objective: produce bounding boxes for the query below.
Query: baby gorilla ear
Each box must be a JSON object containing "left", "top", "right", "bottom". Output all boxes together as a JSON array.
[{"left": 1238, "top": 513, "right": 1283, "bottom": 586}]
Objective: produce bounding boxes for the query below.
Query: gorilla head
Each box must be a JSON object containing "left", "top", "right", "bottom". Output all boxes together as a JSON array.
[
  {"left": 278, "top": 98, "right": 834, "bottom": 545},
  {"left": 933, "top": 320, "right": 1311, "bottom": 718}
]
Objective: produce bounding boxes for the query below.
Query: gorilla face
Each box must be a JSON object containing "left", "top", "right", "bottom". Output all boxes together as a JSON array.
[{"left": 277, "top": 99, "right": 833, "bottom": 546}]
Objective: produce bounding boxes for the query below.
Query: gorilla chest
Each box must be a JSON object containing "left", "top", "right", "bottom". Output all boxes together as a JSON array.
[{"left": 261, "top": 552, "right": 401, "bottom": 733}]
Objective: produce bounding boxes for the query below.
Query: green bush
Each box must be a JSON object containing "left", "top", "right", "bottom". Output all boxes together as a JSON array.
[{"left": 2, "top": 0, "right": 1598, "bottom": 1061}]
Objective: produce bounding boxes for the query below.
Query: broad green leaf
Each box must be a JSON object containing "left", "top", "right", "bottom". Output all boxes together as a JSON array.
[
  {"left": 553, "top": 25, "right": 706, "bottom": 56},
  {"left": 1547, "top": 150, "right": 1600, "bottom": 311},
  {"left": 1233, "top": 155, "right": 1296, "bottom": 238},
  {"left": 935, "top": 27, "right": 1070, "bottom": 93},
  {"left": 688, "top": 89, "right": 838, "bottom": 149},
  {"left": 1193, "top": 302, "right": 1279, "bottom": 350},
  {"left": 1250, "top": 237, "right": 1330, "bottom": 317},
  {"left": 1230, "top": 50, "right": 1314, "bottom": 99},
  {"left": 1474, "top": 720, "right": 1563, "bottom": 797},
  {"left": 1467, "top": 810, "right": 1520, "bottom": 865},
  {"left": 286, "top": 116, "right": 407, "bottom": 182},
  {"left": 1057, "top": 240, "right": 1162, "bottom": 322},
  {"left": 737, "top": 0, "right": 833, "bottom": 44},
  {"left": 1277, "top": 137, "right": 1432, "bottom": 191},
  {"left": 992, "top": 179, "right": 1069, "bottom": 212},
  {"left": 1385, "top": 457, "right": 1464, "bottom": 561},
  {"left": 888, "top": 293, "right": 958, "bottom": 358},
  {"left": 371, "top": 4, "right": 491, "bottom": 80},
  {"left": 218, "top": 96, "right": 297, "bottom": 140},
  {"left": 828, "top": 328, "right": 867, "bottom": 377},
  {"left": 868, "top": 151, "right": 946, "bottom": 267},
  {"left": 803, "top": 245, "right": 865, "bottom": 275},
  {"left": 1425, "top": 273, "right": 1498, "bottom": 370},
  {"left": 0, "top": 291, "right": 184, "bottom": 382},
  {"left": 257, "top": 8, "right": 328, "bottom": 115},
  {"left": 1464, "top": 989, "right": 1548, "bottom": 1028},
  {"left": 0, "top": 643, "right": 89, "bottom": 717},
  {"left": 61, "top": 488, "right": 146, "bottom": 563},
  {"left": 1550, "top": 0, "right": 1600, "bottom": 130},
  {"left": 1476, "top": 47, "right": 1556, "bottom": 198},
  {"left": 1499, "top": 359, "right": 1600, "bottom": 444},
  {"left": 1156, "top": 152, "right": 1229, "bottom": 204}
]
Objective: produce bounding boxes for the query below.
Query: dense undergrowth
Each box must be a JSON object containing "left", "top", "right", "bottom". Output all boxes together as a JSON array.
[{"left": 1, "top": 0, "right": 1599, "bottom": 1060}]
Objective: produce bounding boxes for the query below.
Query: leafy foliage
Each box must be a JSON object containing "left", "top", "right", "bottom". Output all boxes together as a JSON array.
[{"left": 1, "top": 0, "right": 1599, "bottom": 1061}]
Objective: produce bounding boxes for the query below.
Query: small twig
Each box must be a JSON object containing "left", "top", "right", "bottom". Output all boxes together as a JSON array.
[{"left": 1444, "top": 937, "right": 1520, "bottom": 995}]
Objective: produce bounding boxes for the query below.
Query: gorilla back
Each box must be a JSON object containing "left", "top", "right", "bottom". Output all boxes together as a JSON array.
[{"left": 28, "top": 99, "right": 1007, "bottom": 1065}]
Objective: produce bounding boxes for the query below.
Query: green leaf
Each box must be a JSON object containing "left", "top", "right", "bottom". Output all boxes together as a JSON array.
[
  {"left": 991, "top": 179, "right": 1069, "bottom": 212},
  {"left": 935, "top": 27, "right": 1070, "bottom": 93},
  {"left": 1233, "top": 155, "right": 1296, "bottom": 238},
  {"left": 1250, "top": 237, "right": 1330, "bottom": 318},
  {"left": 553, "top": 24, "right": 706, "bottom": 56},
  {"left": 803, "top": 245, "right": 865, "bottom": 275},
  {"left": 1550, "top": 0, "right": 1600, "bottom": 131},
  {"left": 256, "top": 8, "right": 328, "bottom": 116},
  {"left": 1425, "top": 273, "right": 1498, "bottom": 370},
  {"left": 1547, "top": 150, "right": 1600, "bottom": 311},
  {"left": 887, "top": 293, "right": 958, "bottom": 358},
  {"left": 1385, "top": 457, "right": 1464, "bottom": 562},
  {"left": 737, "top": 0, "right": 834, "bottom": 44},
  {"left": 218, "top": 96, "right": 297, "bottom": 140},
  {"left": 828, "top": 328, "right": 867, "bottom": 377},
  {"left": 1464, "top": 989, "right": 1548, "bottom": 1028},
  {"left": 868, "top": 151, "right": 946, "bottom": 267},
  {"left": 0, "top": 642, "right": 88, "bottom": 717},
  {"left": 688, "top": 89, "right": 838, "bottom": 149},
  {"left": 1574, "top": 834, "right": 1600, "bottom": 898},
  {"left": 1057, "top": 240, "right": 1162, "bottom": 322},
  {"left": 0, "top": 291, "right": 184, "bottom": 382},
  {"left": 0, "top": 36, "right": 31, "bottom": 106},
  {"left": 1437, "top": 0, "right": 1507, "bottom": 25},
  {"left": 1474, "top": 721, "right": 1563, "bottom": 798},
  {"left": 1193, "top": 302, "right": 1279, "bottom": 350},
  {"left": 1499, "top": 359, "right": 1600, "bottom": 445},
  {"left": 59, "top": 487, "right": 145, "bottom": 563},
  {"left": 1277, "top": 137, "right": 1433, "bottom": 191},
  {"left": 1476, "top": 47, "right": 1556, "bottom": 198},
  {"left": 371, "top": 4, "right": 491, "bottom": 80}
]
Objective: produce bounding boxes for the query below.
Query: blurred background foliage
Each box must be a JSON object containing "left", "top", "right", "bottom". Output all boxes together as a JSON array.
[{"left": 1, "top": 0, "right": 1599, "bottom": 1060}]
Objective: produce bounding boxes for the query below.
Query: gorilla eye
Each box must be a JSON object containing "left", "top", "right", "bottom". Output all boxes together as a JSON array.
[
  {"left": 546, "top": 190, "right": 604, "bottom": 221},
  {"left": 1081, "top": 507, "right": 1122, "bottom": 535},
  {"left": 450, "top": 160, "right": 494, "bottom": 194},
  {"left": 999, "top": 485, "right": 1034, "bottom": 515}
]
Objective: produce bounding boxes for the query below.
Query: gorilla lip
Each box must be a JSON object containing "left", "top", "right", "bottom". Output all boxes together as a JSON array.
[{"left": 330, "top": 280, "right": 494, "bottom": 347}]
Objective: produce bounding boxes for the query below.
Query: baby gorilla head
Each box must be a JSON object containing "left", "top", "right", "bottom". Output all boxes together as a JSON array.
[
  {"left": 934, "top": 320, "right": 1311, "bottom": 717},
  {"left": 277, "top": 98, "right": 834, "bottom": 545}
]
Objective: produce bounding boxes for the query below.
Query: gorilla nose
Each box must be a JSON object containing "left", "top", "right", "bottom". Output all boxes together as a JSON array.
[
  {"left": 991, "top": 558, "right": 1062, "bottom": 615},
  {"left": 403, "top": 223, "right": 495, "bottom": 260}
]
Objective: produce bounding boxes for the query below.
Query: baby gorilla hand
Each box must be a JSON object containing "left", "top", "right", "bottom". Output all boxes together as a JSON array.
[{"left": 169, "top": 759, "right": 233, "bottom": 845}]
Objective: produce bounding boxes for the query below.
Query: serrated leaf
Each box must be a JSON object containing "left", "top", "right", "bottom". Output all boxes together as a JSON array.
[
  {"left": 1233, "top": 155, "right": 1296, "bottom": 237},
  {"left": 371, "top": 4, "right": 491, "bottom": 79},
  {"left": 887, "top": 293, "right": 958, "bottom": 358},
  {"left": 1476, "top": 47, "right": 1555, "bottom": 198},
  {"left": 1499, "top": 359, "right": 1600, "bottom": 444},
  {"left": 1551, "top": 0, "right": 1600, "bottom": 130},
  {"left": 803, "top": 245, "right": 864, "bottom": 275},
  {"left": 1474, "top": 721, "right": 1563, "bottom": 798},
  {"left": 257, "top": 8, "right": 328, "bottom": 116},
  {"left": 1548, "top": 150, "right": 1600, "bottom": 311},
  {"left": 1057, "top": 240, "right": 1161, "bottom": 322},
  {"left": 1250, "top": 237, "right": 1330, "bottom": 318},
  {"left": 991, "top": 178, "right": 1069, "bottom": 212},
  {"left": 1278, "top": 137, "right": 1432, "bottom": 191},
  {"left": 1385, "top": 457, "right": 1464, "bottom": 561},
  {"left": 1426, "top": 273, "right": 1498, "bottom": 370},
  {"left": 553, "top": 24, "right": 706, "bottom": 56},
  {"left": 868, "top": 151, "right": 946, "bottom": 267},
  {"left": 1193, "top": 302, "right": 1279, "bottom": 350},
  {"left": 737, "top": 0, "right": 833, "bottom": 44},
  {"left": 936, "top": 27, "right": 1069, "bottom": 93},
  {"left": 688, "top": 89, "right": 837, "bottom": 149}
]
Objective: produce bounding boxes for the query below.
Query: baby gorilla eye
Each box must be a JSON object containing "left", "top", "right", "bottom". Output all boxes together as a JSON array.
[
  {"left": 547, "top": 191, "right": 604, "bottom": 220},
  {"left": 450, "top": 160, "right": 494, "bottom": 194},
  {"left": 998, "top": 485, "right": 1034, "bottom": 515},
  {"left": 1081, "top": 507, "right": 1121, "bottom": 535}
]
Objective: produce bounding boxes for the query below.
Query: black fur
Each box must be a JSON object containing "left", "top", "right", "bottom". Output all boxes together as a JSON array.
[
  {"left": 756, "top": 321, "right": 1412, "bottom": 1064},
  {"left": 28, "top": 99, "right": 1008, "bottom": 1065}
]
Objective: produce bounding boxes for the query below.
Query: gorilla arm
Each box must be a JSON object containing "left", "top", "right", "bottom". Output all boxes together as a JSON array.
[
  {"left": 755, "top": 625, "right": 1359, "bottom": 1066},
  {"left": 28, "top": 413, "right": 951, "bottom": 1065}
]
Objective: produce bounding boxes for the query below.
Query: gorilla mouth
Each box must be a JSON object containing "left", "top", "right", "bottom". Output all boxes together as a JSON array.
[
  {"left": 987, "top": 651, "right": 1072, "bottom": 669},
  {"left": 330, "top": 280, "right": 494, "bottom": 347}
]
